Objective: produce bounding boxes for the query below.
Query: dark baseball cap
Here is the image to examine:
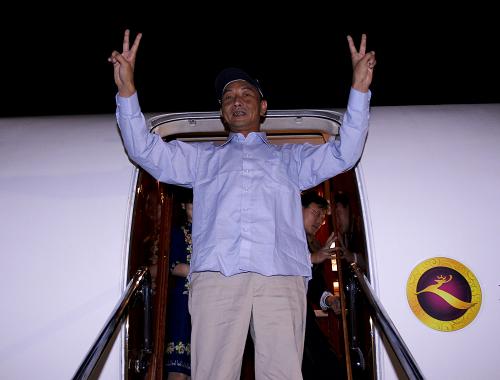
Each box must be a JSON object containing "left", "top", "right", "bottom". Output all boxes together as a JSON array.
[{"left": 215, "top": 67, "right": 264, "bottom": 102}]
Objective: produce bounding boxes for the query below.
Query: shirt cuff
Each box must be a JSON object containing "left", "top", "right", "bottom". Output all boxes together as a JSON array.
[
  {"left": 116, "top": 92, "right": 141, "bottom": 116},
  {"left": 348, "top": 87, "right": 371, "bottom": 112},
  {"left": 319, "top": 291, "right": 334, "bottom": 311}
]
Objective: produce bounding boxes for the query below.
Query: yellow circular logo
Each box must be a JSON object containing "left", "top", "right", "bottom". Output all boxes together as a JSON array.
[{"left": 406, "top": 257, "right": 481, "bottom": 331}]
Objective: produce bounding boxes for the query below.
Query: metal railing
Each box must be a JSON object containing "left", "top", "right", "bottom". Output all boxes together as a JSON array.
[
  {"left": 72, "top": 267, "right": 153, "bottom": 380},
  {"left": 350, "top": 263, "right": 425, "bottom": 380}
]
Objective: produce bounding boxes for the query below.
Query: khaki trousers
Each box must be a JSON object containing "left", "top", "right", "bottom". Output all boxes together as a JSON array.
[{"left": 189, "top": 272, "right": 306, "bottom": 380}]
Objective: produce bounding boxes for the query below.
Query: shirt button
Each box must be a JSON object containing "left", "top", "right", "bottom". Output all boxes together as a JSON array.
[{"left": 244, "top": 169, "right": 249, "bottom": 173}]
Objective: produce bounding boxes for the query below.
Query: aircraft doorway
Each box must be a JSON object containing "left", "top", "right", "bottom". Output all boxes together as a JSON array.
[{"left": 125, "top": 166, "right": 375, "bottom": 380}]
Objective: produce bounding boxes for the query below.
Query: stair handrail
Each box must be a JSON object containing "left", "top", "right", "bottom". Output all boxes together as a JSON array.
[
  {"left": 350, "top": 263, "right": 425, "bottom": 380},
  {"left": 72, "top": 266, "right": 152, "bottom": 380}
]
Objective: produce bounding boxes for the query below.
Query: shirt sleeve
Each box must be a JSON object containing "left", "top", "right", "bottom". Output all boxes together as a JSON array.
[
  {"left": 296, "top": 88, "right": 371, "bottom": 190},
  {"left": 319, "top": 291, "right": 334, "bottom": 311},
  {"left": 115, "top": 93, "right": 198, "bottom": 187}
]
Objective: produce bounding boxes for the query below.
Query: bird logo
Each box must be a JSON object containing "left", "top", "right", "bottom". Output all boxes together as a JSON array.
[{"left": 407, "top": 257, "right": 481, "bottom": 331}]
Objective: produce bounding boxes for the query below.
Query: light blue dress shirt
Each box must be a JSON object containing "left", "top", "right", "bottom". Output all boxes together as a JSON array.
[{"left": 116, "top": 89, "right": 370, "bottom": 279}]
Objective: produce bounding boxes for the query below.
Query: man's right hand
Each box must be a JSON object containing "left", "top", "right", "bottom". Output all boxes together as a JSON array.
[{"left": 108, "top": 29, "right": 142, "bottom": 98}]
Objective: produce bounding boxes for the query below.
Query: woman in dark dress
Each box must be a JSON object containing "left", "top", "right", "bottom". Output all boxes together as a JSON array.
[{"left": 165, "top": 201, "right": 193, "bottom": 380}]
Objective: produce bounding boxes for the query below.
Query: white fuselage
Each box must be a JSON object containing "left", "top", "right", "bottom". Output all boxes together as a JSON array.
[{"left": 1, "top": 104, "right": 499, "bottom": 379}]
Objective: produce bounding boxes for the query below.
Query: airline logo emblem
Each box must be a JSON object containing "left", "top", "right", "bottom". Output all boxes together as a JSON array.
[{"left": 406, "top": 257, "right": 481, "bottom": 331}]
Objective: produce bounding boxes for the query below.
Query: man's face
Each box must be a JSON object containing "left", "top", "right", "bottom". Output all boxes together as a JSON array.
[
  {"left": 220, "top": 80, "right": 267, "bottom": 136},
  {"left": 302, "top": 202, "right": 327, "bottom": 236}
]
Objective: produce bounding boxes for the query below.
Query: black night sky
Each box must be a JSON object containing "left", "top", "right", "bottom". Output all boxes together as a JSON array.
[{"left": 2, "top": 5, "right": 498, "bottom": 118}]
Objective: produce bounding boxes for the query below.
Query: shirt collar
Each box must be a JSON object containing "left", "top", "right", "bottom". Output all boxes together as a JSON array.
[{"left": 218, "top": 131, "right": 270, "bottom": 147}]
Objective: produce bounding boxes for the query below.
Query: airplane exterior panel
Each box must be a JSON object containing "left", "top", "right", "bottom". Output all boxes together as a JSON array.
[
  {"left": 359, "top": 104, "right": 500, "bottom": 379},
  {"left": 2, "top": 105, "right": 500, "bottom": 379},
  {"left": 0, "top": 116, "right": 136, "bottom": 379}
]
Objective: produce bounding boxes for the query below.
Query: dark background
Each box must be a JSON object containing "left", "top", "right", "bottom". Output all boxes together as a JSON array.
[{"left": 2, "top": 5, "right": 498, "bottom": 117}]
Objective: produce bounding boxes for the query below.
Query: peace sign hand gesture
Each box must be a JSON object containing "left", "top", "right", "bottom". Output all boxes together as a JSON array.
[
  {"left": 347, "top": 34, "right": 376, "bottom": 93},
  {"left": 108, "top": 29, "right": 143, "bottom": 97}
]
